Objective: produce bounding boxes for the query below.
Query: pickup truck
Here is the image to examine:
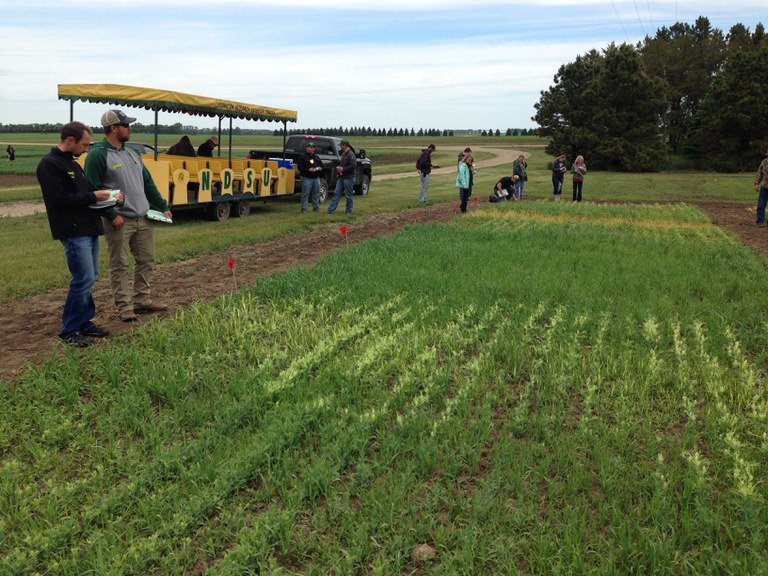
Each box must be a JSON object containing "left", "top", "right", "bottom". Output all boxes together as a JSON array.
[{"left": 248, "top": 135, "right": 372, "bottom": 203}]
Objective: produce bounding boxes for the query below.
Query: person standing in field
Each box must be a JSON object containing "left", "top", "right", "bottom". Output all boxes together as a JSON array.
[
  {"left": 196, "top": 136, "right": 217, "bottom": 157},
  {"left": 327, "top": 139, "right": 356, "bottom": 215},
  {"left": 571, "top": 155, "right": 587, "bottom": 202},
  {"left": 416, "top": 144, "right": 439, "bottom": 203},
  {"left": 512, "top": 154, "right": 528, "bottom": 200},
  {"left": 84, "top": 109, "right": 172, "bottom": 322},
  {"left": 552, "top": 153, "right": 567, "bottom": 200},
  {"left": 297, "top": 140, "right": 324, "bottom": 213},
  {"left": 37, "top": 121, "right": 123, "bottom": 347},
  {"left": 6, "top": 144, "right": 15, "bottom": 163},
  {"left": 456, "top": 153, "right": 473, "bottom": 213},
  {"left": 755, "top": 149, "right": 768, "bottom": 225}
]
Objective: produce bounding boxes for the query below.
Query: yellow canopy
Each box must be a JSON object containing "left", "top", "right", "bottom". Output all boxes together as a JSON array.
[{"left": 57, "top": 83, "right": 297, "bottom": 123}]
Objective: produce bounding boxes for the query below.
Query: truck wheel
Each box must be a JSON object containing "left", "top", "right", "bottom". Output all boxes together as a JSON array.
[
  {"left": 317, "top": 179, "right": 329, "bottom": 204},
  {"left": 355, "top": 175, "right": 370, "bottom": 196},
  {"left": 233, "top": 199, "right": 251, "bottom": 218},
  {"left": 207, "top": 201, "right": 231, "bottom": 222}
]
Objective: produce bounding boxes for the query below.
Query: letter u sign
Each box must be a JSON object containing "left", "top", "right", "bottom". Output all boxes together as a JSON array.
[{"left": 261, "top": 167, "right": 272, "bottom": 192}]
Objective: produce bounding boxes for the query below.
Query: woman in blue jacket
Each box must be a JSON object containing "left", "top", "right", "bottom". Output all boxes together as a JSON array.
[{"left": 456, "top": 153, "right": 473, "bottom": 213}]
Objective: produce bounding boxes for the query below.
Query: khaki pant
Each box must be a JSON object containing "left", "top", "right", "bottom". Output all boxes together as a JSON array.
[{"left": 102, "top": 216, "right": 155, "bottom": 313}]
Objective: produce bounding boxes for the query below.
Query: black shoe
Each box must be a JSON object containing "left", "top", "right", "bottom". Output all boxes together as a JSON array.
[
  {"left": 62, "top": 332, "right": 93, "bottom": 348},
  {"left": 82, "top": 324, "right": 110, "bottom": 338}
]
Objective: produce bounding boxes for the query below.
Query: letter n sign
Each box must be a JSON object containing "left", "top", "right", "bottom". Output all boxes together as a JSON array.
[{"left": 261, "top": 167, "right": 273, "bottom": 195}]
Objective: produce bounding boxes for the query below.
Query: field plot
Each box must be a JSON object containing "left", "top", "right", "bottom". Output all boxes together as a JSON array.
[{"left": 2, "top": 202, "right": 768, "bottom": 575}]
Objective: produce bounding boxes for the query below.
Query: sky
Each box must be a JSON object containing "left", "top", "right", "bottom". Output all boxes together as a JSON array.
[{"left": 0, "top": 0, "right": 764, "bottom": 132}]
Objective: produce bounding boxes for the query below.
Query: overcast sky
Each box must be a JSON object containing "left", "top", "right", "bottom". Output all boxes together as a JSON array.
[{"left": 0, "top": 0, "right": 764, "bottom": 132}]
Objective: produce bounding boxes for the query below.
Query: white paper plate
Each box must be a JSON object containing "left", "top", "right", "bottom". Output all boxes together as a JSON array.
[
  {"left": 89, "top": 199, "right": 116, "bottom": 209},
  {"left": 146, "top": 209, "right": 173, "bottom": 223}
]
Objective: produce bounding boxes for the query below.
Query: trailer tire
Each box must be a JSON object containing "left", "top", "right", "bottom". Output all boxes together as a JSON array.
[
  {"left": 207, "top": 201, "right": 231, "bottom": 222},
  {"left": 233, "top": 199, "right": 251, "bottom": 218},
  {"left": 317, "top": 179, "right": 329, "bottom": 204}
]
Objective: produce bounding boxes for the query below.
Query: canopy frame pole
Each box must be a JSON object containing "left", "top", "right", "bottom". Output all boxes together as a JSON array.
[
  {"left": 70, "top": 101, "right": 74, "bottom": 122},
  {"left": 281, "top": 120, "right": 287, "bottom": 161},
  {"left": 153, "top": 109, "right": 159, "bottom": 161},
  {"left": 228, "top": 117, "right": 233, "bottom": 164}
]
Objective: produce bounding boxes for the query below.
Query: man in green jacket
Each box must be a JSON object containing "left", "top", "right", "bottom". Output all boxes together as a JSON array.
[{"left": 84, "top": 110, "right": 172, "bottom": 322}]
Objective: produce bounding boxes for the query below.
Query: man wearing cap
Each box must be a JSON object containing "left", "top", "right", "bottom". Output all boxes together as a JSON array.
[
  {"left": 327, "top": 139, "right": 356, "bottom": 214},
  {"left": 416, "top": 144, "right": 439, "bottom": 203},
  {"left": 755, "top": 149, "right": 768, "bottom": 226},
  {"left": 197, "top": 136, "right": 218, "bottom": 157},
  {"left": 37, "top": 121, "right": 122, "bottom": 346},
  {"left": 296, "top": 140, "right": 324, "bottom": 212},
  {"left": 84, "top": 109, "right": 172, "bottom": 322}
]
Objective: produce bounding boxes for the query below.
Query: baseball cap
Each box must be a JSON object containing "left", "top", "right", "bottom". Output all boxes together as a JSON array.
[
  {"left": 306, "top": 140, "right": 316, "bottom": 148},
  {"left": 101, "top": 109, "right": 137, "bottom": 127},
  {"left": 428, "top": 143, "right": 436, "bottom": 150},
  {"left": 340, "top": 139, "right": 351, "bottom": 146},
  {"left": 209, "top": 136, "right": 218, "bottom": 145}
]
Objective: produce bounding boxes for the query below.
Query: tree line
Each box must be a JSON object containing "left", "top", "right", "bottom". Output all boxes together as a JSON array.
[
  {"left": 533, "top": 17, "right": 768, "bottom": 172},
  {"left": 0, "top": 123, "right": 536, "bottom": 139}
]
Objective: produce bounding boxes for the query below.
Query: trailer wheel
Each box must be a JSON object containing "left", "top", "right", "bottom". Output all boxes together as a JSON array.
[
  {"left": 317, "top": 179, "right": 329, "bottom": 204},
  {"left": 233, "top": 199, "right": 251, "bottom": 218},
  {"left": 207, "top": 201, "right": 231, "bottom": 222},
  {"left": 355, "top": 175, "right": 370, "bottom": 196}
]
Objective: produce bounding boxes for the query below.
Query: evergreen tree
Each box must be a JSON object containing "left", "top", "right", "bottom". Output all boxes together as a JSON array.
[
  {"left": 686, "top": 23, "right": 768, "bottom": 171},
  {"left": 534, "top": 44, "right": 665, "bottom": 171},
  {"left": 639, "top": 17, "right": 726, "bottom": 153}
]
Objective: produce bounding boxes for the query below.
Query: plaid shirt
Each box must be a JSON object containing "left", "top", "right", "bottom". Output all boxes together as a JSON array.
[{"left": 756, "top": 157, "right": 768, "bottom": 189}]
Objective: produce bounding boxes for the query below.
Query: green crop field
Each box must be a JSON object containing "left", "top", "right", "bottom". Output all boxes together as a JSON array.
[{"left": 2, "top": 202, "right": 768, "bottom": 574}]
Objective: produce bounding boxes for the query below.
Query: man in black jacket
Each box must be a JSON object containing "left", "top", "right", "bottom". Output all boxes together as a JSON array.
[
  {"left": 416, "top": 144, "right": 439, "bottom": 203},
  {"left": 37, "top": 122, "right": 122, "bottom": 347},
  {"left": 296, "top": 140, "right": 324, "bottom": 212}
]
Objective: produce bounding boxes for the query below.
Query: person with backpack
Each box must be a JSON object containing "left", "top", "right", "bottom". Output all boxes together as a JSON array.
[{"left": 416, "top": 144, "right": 439, "bottom": 203}]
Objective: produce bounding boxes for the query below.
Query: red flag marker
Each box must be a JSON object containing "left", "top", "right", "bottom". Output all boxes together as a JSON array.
[
  {"left": 474, "top": 195, "right": 479, "bottom": 206},
  {"left": 228, "top": 254, "right": 237, "bottom": 290},
  {"left": 415, "top": 210, "right": 420, "bottom": 221},
  {"left": 454, "top": 203, "right": 460, "bottom": 212},
  {"left": 339, "top": 225, "right": 347, "bottom": 236}
]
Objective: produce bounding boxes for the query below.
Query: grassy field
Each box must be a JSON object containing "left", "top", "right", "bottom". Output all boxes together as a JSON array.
[
  {"left": 0, "top": 134, "right": 757, "bottom": 303},
  {"left": 2, "top": 202, "right": 768, "bottom": 574}
]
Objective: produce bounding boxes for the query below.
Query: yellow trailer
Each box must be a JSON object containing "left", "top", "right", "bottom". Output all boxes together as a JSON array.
[{"left": 59, "top": 83, "right": 298, "bottom": 220}]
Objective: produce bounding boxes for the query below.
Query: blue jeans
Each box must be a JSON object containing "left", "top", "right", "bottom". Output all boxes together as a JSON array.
[
  {"left": 419, "top": 172, "right": 429, "bottom": 203},
  {"left": 514, "top": 180, "right": 524, "bottom": 200},
  {"left": 328, "top": 177, "right": 354, "bottom": 214},
  {"left": 301, "top": 177, "right": 321, "bottom": 212},
  {"left": 553, "top": 175, "right": 564, "bottom": 195},
  {"left": 60, "top": 236, "right": 100, "bottom": 339},
  {"left": 757, "top": 187, "right": 768, "bottom": 224},
  {"left": 459, "top": 188, "right": 471, "bottom": 212}
]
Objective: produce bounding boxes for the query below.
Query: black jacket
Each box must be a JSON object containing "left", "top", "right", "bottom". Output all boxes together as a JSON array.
[
  {"left": 296, "top": 151, "right": 324, "bottom": 179},
  {"left": 37, "top": 147, "right": 103, "bottom": 240}
]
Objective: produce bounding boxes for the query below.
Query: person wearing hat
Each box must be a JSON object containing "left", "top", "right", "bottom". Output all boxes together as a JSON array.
[
  {"left": 551, "top": 153, "right": 568, "bottom": 200},
  {"left": 296, "top": 140, "right": 324, "bottom": 212},
  {"left": 754, "top": 149, "right": 768, "bottom": 225},
  {"left": 416, "top": 143, "right": 439, "bottom": 203},
  {"left": 197, "top": 135, "right": 218, "bottom": 157},
  {"left": 327, "top": 139, "right": 357, "bottom": 214},
  {"left": 84, "top": 109, "right": 172, "bottom": 322}
]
